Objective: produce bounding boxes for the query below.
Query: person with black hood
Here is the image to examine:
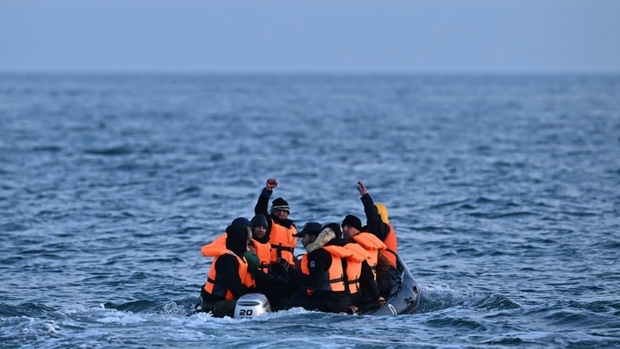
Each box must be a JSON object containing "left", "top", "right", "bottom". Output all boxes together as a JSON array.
[
  {"left": 197, "top": 224, "right": 257, "bottom": 318},
  {"left": 249, "top": 214, "right": 272, "bottom": 274},
  {"left": 254, "top": 178, "right": 298, "bottom": 265},
  {"left": 248, "top": 213, "right": 299, "bottom": 304},
  {"left": 207, "top": 217, "right": 261, "bottom": 272},
  {"left": 276, "top": 222, "right": 354, "bottom": 314}
]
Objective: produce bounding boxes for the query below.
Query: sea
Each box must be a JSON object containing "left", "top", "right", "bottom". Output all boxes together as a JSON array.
[{"left": 0, "top": 73, "right": 619, "bottom": 348}]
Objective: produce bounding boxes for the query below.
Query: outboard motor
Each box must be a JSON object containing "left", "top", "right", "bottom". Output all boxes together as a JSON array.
[{"left": 234, "top": 293, "right": 271, "bottom": 319}]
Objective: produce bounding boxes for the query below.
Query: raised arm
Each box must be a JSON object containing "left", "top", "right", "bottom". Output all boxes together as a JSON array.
[
  {"left": 255, "top": 179, "right": 277, "bottom": 231},
  {"left": 358, "top": 181, "right": 390, "bottom": 241}
]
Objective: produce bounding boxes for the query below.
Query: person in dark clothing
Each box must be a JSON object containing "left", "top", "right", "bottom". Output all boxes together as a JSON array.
[
  {"left": 356, "top": 181, "right": 401, "bottom": 298},
  {"left": 249, "top": 213, "right": 298, "bottom": 306},
  {"left": 277, "top": 223, "right": 353, "bottom": 314},
  {"left": 198, "top": 225, "right": 257, "bottom": 318},
  {"left": 250, "top": 213, "right": 269, "bottom": 244},
  {"left": 254, "top": 178, "right": 298, "bottom": 265}
]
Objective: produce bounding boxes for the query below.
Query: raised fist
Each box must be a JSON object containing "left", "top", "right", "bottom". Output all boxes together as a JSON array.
[{"left": 266, "top": 178, "right": 278, "bottom": 191}]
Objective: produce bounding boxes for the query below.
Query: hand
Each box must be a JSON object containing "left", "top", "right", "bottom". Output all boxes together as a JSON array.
[
  {"left": 357, "top": 181, "right": 367, "bottom": 196},
  {"left": 276, "top": 257, "right": 290, "bottom": 273},
  {"left": 266, "top": 178, "right": 278, "bottom": 191},
  {"left": 378, "top": 296, "right": 386, "bottom": 305},
  {"left": 348, "top": 305, "right": 359, "bottom": 314}
]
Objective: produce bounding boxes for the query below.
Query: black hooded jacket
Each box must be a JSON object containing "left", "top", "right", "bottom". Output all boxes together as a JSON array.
[
  {"left": 361, "top": 193, "right": 390, "bottom": 241},
  {"left": 250, "top": 213, "right": 270, "bottom": 244},
  {"left": 202, "top": 225, "right": 253, "bottom": 302}
]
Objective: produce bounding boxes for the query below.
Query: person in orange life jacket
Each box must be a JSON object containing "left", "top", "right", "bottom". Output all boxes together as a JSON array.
[
  {"left": 254, "top": 178, "right": 298, "bottom": 266},
  {"left": 340, "top": 216, "right": 385, "bottom": 308},
  {"left": 249, "top": 213, "right": 299, "bottom": 306},
  {"left": 232, "top": 216, "right": 290, "bottom": 279},
  {"left": 198, "top": 224, "right": 258, "bottom": 318},
  {"left": 276, "top": 222, "right": 353, "bottom": 314},
  {"left": 249, "top": 214, "right": 271, "bottom": 272},
  {"left": 356, "top": 181, "right": 400, "bottom": 298},
  {"left": 341, "top": 214, "right": 387, "bottom": 278}
]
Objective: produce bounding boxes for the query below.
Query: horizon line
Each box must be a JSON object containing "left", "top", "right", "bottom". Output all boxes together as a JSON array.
[{"left": 1, "top": 69, "right": 620, "bottom": 77}]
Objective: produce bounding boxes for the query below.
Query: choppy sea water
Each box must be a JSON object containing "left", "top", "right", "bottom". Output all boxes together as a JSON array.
[{"left": 1, "top": 73, "right": 619, "bottom": 348}]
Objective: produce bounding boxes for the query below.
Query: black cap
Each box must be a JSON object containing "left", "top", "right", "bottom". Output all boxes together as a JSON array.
[
  {"left": 250, "top": 214, "right": 268, "bottom": 228},
  {"left": 270, "top": 197, "right": 290, "bottom": 213},
  {"left": 341, "top": 215, "right": 362, "bottom": 231},
  {"left": 231, "top": 217, "right": 252, "bottom": 229},
  {"left": 294, "top": 222, "right": 323, "bottom": 237}
]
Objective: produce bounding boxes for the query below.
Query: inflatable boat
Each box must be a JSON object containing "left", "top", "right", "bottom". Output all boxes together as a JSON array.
[{"left": 233, "top": 254, "right": 421, "bottom": 318}]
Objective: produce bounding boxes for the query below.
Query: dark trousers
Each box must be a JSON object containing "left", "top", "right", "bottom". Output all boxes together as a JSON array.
[
  {"left": 377, "top": 266, "right": 400, "bottom": 298},
  {"left": 277, "top": 291, "right": 352, "bottom": 314},
  {"left": 200, "top": 299, "right": 238, "bottom": 318},
  {"left": 197, "top": 286, "right": 238, "bottom": 318}
]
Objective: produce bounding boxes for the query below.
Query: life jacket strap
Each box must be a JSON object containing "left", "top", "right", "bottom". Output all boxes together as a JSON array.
[
  {"left": 271, "top": 244, "right": 295, "bottom": 253},
  {"left": 346, "top": 278, "right": 361, "bottom": 285},
  {"left": 328, "top": 276, "right": 345, "bottom": 284}
]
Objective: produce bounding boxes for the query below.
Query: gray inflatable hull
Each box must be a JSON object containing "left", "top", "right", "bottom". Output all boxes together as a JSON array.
[
  {"left": 360, "top": 255, "right": 421, "bottom": 316},
  {"left": 232, "top": 255, "right": 420, "bottom": 318}
]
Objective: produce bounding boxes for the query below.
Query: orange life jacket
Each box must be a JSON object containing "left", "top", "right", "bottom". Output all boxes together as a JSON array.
[
  {"left": 201, "top": 237, "right": 255, "bottom": 300},
  {"left": 382, "top": 224, "right": 398, "bottom": 268},
  {"left": 268, "top": 219, "right": 297, "bottom": 264},
  {"left": 204, "top": 232, "right": 269, "bottom": 273},
  {"left": 300, "top": 245, "right": 351, "bottom": 295},
  {"left": 251, "top": 239, "right": 271, "bottom": 273},
  {"left": 342, "top": 243, "right": 371, "bottom": 295},
  {"left": 352, "top": 232, "right": 387, "bottom": 278},
  {"left": 201, "top": 232, "right": 227, "bottom": 256}
]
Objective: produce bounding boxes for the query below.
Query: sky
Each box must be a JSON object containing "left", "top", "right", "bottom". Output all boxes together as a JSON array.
[{"left": 1, "top": 0, "right": 620, "bottom": 74}]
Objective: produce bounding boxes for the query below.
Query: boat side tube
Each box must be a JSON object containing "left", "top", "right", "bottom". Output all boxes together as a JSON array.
[{"left": 360, "top": 255, "right": 420, "bottom": 315}]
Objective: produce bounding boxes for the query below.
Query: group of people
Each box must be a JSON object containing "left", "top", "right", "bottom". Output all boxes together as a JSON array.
[{"left": 195, "top": 178, "right": 400, "bottom": 318}]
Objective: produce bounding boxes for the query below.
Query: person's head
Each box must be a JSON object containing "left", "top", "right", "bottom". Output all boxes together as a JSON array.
[
  {"left": 225, "top": 224, "right": 251, "bottom": 256},
  {"left": 323, "top": 223, "right": 343, "bottom": 245},
  {"left": 270, "top": 197, "right": 290, "bottom": 220},
  {"left": 341, "top": 214, "right": 362, "bottom": 242},
  {"left": 294, "top": 222, "right": 322, "bottom": 249},
  {"left": 250, "top": 214, "right": 269, "bottom": 240},
  {"left": 231, "top": 217, "right": 252, "bottom": 230}
]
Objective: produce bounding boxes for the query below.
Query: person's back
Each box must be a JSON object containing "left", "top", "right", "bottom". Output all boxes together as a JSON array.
[{"left": 197, "top": 225, "right": 256, "bottom": 317}]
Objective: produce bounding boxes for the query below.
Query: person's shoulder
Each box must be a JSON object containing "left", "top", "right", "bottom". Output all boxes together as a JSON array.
[
  {"left": 216, "top": 253, "right": 239, "bottom": 265},
  {"left": 311, "top": 248, "right": 331, "bottom": 259}
]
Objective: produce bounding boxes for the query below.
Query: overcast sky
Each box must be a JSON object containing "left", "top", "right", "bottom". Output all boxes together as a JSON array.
[{"left": 1, "top": 0, "right": 619, "bottom": 74}]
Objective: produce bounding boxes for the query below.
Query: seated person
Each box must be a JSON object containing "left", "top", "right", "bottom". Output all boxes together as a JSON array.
[{"left": 197, "top": 224, "right": 257, "bottom": 318}]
